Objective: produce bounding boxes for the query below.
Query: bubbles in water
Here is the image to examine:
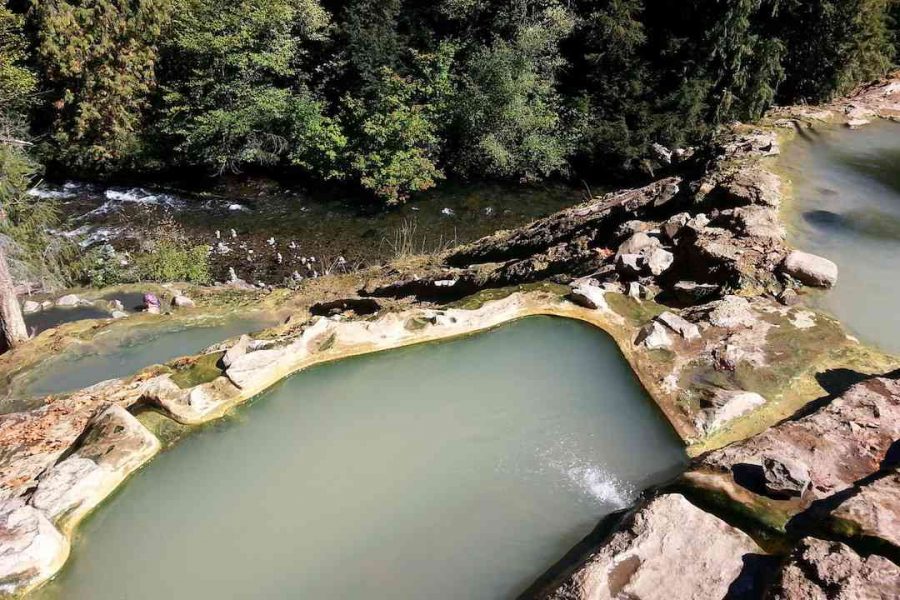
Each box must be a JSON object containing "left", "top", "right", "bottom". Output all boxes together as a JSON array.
[
  {"left": 563, "top": 462, "right": 635, "bottom": 509},
  {"left": 527, "top": 434, "right": 637, "bottom": 509}
]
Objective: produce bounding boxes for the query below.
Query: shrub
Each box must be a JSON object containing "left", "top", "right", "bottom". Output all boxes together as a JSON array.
[{"left": 135, "top": 242, "right": 211, "bottom": 284}]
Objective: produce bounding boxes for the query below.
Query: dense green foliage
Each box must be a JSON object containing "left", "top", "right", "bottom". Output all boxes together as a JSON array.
[
  {"left": 0, "top": 6, "right": 75, "bottom": 289},
  {"left": 9, "top": 0, "right": 899, "bottom": 204},
  {"left": 29, "top": 0, "right": 171, "bottom": 171}
]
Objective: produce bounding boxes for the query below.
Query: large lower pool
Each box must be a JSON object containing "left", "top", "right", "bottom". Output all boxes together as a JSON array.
[
  {"left": 33, "top": 317, "right": 686, "bottom": 599},
  {"left": 779, "top": 119, "right": 900, "bottom": 354}
]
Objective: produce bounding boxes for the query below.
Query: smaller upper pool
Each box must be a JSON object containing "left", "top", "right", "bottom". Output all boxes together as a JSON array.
[
  {"left": 779, "top": 119, "right": 900, "bottom": 354},
  {"left": 10, "top": 314, "right": 278, "bottom": 409}
]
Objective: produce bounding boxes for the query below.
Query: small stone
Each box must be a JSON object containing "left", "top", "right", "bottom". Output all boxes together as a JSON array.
[
  {"left": 55, "top": 294, "right": 80, "bottom": 307},
  {"left": 109, "top": 299, "right": 125, "bottom": 312},
  {"left": 644, "top": 248, "right": 674, "bottom": 276},
  {"left": 782, "top": 250, "right": 838, "bottom": 288},
  {"left": 702, "top": 390, "right": 767, "bottom": 433},
  {"left": 762, "top": 457, "right": 810, "bottom": 499},
  {"left": 171, "top": 295, "right": 196, "bottom": 308},
  {"left": 628, "top": 281, "right": 654, "bottom": 300},
  {"left": 662, "top": 213, "right": 691, "bottom": 240},
  {"left": 111, "top": 310, "right": 128, "bottom": 319},
  {"left": 40, "top": 301, "right": 53, "bottom": 310},
  {"left": 846, "top": 118, "right": 871, "bottom": 129},
  {"left": 617, "top": 232, "right": 660, "bottom": 258},
  {"left": 656, "top": 312, "right": 700, "bottom": 340},
  {"left": 22, "top": 300, "right": 40, "bottom": 314},
  {"left": 635, "top": 321, "right": 673, "bottom": 350},
  {"left": 777, "top": 288, "right": 800, "bottom": 306}
]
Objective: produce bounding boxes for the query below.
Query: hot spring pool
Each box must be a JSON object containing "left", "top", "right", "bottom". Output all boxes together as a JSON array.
[
  {"left": 779, "top": 119, "right": 900, "bottom": 353},
  {"left": 33, "top": 316, "right": 686, "bottom": 599}
]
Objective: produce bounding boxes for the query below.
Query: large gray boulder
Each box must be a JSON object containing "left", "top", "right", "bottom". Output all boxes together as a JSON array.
[
  {"left": 544, "top": 494, "right": 763, "bottom": 600},
  {"left": 782, "top": 250, "right": 838, "bottom": 288}
]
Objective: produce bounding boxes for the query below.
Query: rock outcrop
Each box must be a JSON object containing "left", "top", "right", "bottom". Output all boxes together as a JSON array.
[
  {"left": 827, "top": 468, "right": 900, "bottom": 555},
  {"left": 768, "top": 538, "right": 900, "bottom": 599},
  {"left": 0, "top": 500, "right": 68, "bottom": 596},
  {"left": 31, "top": 405, "right": 159, "bottom": 527},
  {"left": 541, "top": 494, "right": 764, "bottom": 600},
  {"left": 694, "top": 376, "right": 900, "bottom": 506}
]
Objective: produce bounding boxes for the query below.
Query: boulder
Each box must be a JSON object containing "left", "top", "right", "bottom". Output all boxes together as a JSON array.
[
  {"left": 719, "top": 165, "right": 782, "bottom": 208},
  {"left": 617, "top": 232, "right": 660, "bottom": 258},
  {"left": 644, "top": 248, "right": 674, "bottom": 276},
  {"left": 656, "top": 312, "right": 700, "bottom": 341},
  {"left": 222, "top": 335, "right": 252, "bottom": 369},
  {"left": 718, "top": 205, "right": 785, "bottom": 241},
  {"left": 635, "top": 322, "right": 672, "bottom": 350},
  {"left": 570, "top": 284, "right": 611, "bottom": 312},
  {"left": 662, "top": 213, "right": 691, "bottom": 240},
  {"left": 108, "top": 299, "right": 125, "bottom": 312},
  {"left": 111, "top": 310, "right": 128, "bottom": 319},
  {"left": 21, "top": 300, "right": 40, "bottom": 314},
  {"left": 55, "top": 294, "right": 80, "bottom": 307},
  {"left": 701, "top": 390, "right": 767, "bottom": 434},
  {"left": 762, "top": 457, "right": 811, "bottom": 499},
  {"left": 543, "top": 494, "right": 764, "bottom": 600},
  {"left": 650, "top": 142, "right": 673, "bottom": 164},
  {"left": 616, "top": 253, "right": 644, "bottom": 277},
  {"left": 171, "top": 295, "right": 196, "bottom": 308},
  {"left": 0, "top": 500, "right": 68, "bottom": 596},
  {"left": 768, "top": 538, "right": 900, "bottom": 599},
  {"left": 782, "top": 251, "right": 838, "bottom": 288}
]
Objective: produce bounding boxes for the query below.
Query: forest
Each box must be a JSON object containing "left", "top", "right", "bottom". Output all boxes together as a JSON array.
[{"left": 0, "top": 0, "right": 896, "bottom": 208}]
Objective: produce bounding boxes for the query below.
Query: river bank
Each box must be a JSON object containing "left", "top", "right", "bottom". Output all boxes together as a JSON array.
[{"left": 1, "top": 74, "right": 899, "bottom": 598}]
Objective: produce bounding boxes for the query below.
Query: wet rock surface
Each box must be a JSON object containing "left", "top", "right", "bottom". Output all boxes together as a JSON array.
[{"left": 538, "top": 494, "right": 764, "bottom": 600}]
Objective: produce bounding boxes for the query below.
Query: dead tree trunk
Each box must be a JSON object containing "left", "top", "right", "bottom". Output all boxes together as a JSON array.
[{"left": 0, "top": 245, "right": 27, "bottom": 353}]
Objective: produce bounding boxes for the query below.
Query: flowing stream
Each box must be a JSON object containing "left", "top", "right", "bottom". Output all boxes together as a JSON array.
[
  {"left": 34, "top": 317, "right": 686, "bottom": 599},
  {"left": 779, "top": 119, "right": 900, "bottom": 354}
]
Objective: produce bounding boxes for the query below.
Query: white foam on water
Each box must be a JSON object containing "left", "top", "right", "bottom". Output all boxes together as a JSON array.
[
  {"left": 27, "top": 186, "right": 74, "bottom": 200},
  {"left": 564, "top": 463, "right": 635, "bottom": 509},
  {"left": 523, "top": 434, "right": 637, "bottom": 509}
]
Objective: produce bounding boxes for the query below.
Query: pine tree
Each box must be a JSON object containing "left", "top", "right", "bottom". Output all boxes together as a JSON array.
[{"left": 29, "top": 0, "right": 173, "bottom": 171}]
